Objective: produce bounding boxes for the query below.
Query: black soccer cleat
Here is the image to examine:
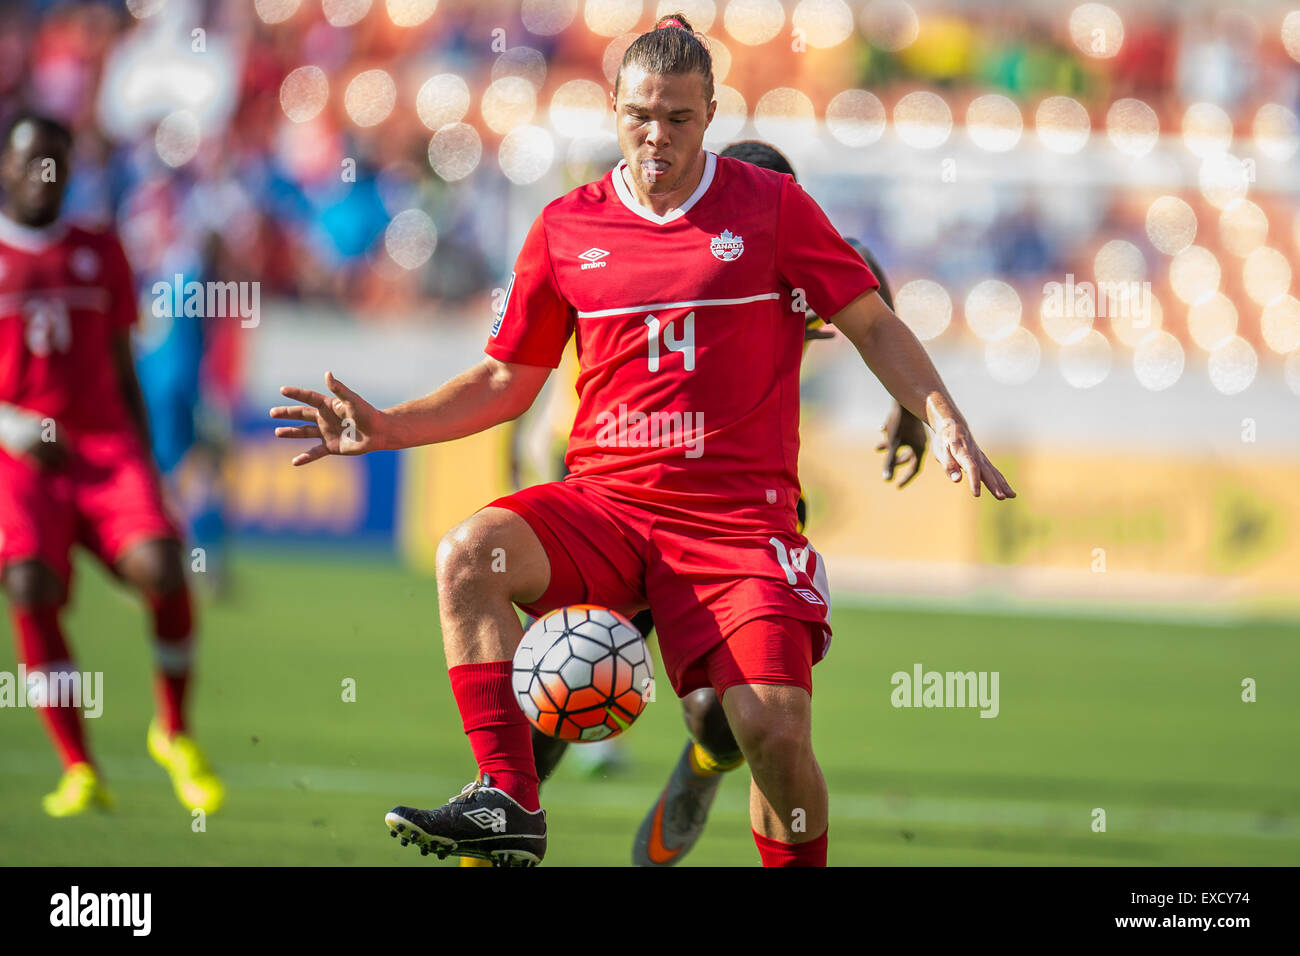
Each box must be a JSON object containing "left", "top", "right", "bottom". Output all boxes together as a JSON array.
[{"left": 384, "top": 775, "right": 547, "bottom": 867}]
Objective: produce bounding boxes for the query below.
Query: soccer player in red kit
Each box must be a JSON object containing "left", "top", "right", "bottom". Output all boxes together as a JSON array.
[
  {"left": 273, "top": 14, "right": 1014, "bottom": 866},
  {"left": 0, "top": 114, "right": 223, "bottom": 816}
]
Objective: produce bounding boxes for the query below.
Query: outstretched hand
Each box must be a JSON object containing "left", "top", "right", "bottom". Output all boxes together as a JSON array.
[
  {"left": 929, "top": 414, "right": 1015, "bottom": 500},
  {"left": 269, "top": 371, "right": 386, "bottom": 466}
]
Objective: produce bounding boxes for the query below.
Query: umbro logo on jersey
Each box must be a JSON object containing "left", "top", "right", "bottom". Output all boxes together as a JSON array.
[
  {"left": 793, "top": 587, "right": 825, "bottom": 606},
  {"left": 710, "top": 229, "right": 743, "bottom": 261},
  {"left": 464, "top": 807, "right": 508, "bottom": 832},
  {"left": 578, "top": 247, "right": 609, "bottom": 270}
]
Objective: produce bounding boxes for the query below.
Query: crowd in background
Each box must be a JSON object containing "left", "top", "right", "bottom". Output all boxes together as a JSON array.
[{"left": 1, "top": 0, "right": 1297, "bottom": 362}]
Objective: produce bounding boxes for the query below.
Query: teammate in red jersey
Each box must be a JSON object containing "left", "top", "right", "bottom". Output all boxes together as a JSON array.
[
  {"left": 273, "top": 13, "right": 1013, "bottom": 867},
  {"left": 0, "top": 114, "right": 223, "bottom": 816}
]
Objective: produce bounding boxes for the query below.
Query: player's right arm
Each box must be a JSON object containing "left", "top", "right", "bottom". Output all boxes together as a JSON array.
[{"left": 270, "top": 359, "right": 550, "bottom": 467}]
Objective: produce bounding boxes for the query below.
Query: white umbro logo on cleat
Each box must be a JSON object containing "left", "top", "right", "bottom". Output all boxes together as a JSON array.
[
  {"left": 578, "top": 247, "right": 609, "bottom": 270},
  {"left": 464, "top": 807, "right": 508, "bottom": 832}
]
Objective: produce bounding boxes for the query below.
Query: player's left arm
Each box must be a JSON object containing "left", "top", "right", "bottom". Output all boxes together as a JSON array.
[
  {"left": 111, "top": 330, "right": 153, "bottom": 449},
  {"left": 828, "top": 290, "right": 1014, "bottom": 500}
]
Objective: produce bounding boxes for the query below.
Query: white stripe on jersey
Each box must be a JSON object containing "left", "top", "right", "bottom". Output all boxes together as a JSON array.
[{"left": 576, "top": 291, "right": 782, "bottom": 319}]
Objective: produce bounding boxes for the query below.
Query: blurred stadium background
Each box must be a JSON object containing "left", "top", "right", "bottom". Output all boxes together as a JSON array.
[{"left": 1, "top": 0, "right": 1298, "bottom": 866}]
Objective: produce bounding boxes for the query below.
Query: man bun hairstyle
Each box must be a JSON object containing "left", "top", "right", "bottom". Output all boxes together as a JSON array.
[{"left": 616, "top": 12, "right": 714, "bottom": 102}]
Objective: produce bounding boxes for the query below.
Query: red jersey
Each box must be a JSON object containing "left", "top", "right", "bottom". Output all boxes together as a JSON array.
[
  {"left": 485, "top": 151, "right": 878, "bottom": 511},
  {"left": 0, "top": 215, "right": 138, "bottom": 437}
]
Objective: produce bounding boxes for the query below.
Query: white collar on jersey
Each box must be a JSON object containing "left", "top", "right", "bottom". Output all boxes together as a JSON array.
[
  {"left": 612, "top": 150, "right": 717, "bottom": 225},
  {"left": 0, "top": 211, "right": 69, "bottom": 253}
]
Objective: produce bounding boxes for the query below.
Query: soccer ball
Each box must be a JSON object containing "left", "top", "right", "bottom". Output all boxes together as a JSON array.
[{"left": 512, "top": 605, "right": 653, "bottom": 742}]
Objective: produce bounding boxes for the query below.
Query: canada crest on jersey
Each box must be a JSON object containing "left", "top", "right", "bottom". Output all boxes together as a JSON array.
[{"left": 709, "top": 229, "right": 743, "bottom": 262}]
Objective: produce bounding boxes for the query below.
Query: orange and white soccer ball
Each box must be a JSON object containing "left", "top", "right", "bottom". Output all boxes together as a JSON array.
[{"left": 511, "top": 605, "right": 653, "bottom": 742}]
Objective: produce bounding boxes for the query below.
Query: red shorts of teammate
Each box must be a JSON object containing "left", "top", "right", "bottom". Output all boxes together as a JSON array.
[
  {"left": 0, "top": 430, "right": 181, "bottom": 585},
  {"left": 487, "top": 479, "right": 832, "bottom": 697}
]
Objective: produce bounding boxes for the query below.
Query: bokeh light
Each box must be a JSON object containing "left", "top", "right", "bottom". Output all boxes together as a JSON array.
[
  {"left": 481, "top": 76, "right": 538, "bottom": 134},
  {"left": 1036, "top": 96, "right": 1090, "bottom": 153},
  {"left": 255, "top": 0, "right": 301, "bottom": 24},
  {"left": 1283, "top": 11, "right": 1300, "bottom": 63},
  {"left": 724, "top": 0, "right": 785, "bottom": 45},
  {"left": 1253, "top": 103, "right": 1299, "bottom": 161},
  {"left": 126, "top": 0, "right": 166, "bottom": 17},
  {"left": 964, "top": 279, "right": 1021, "bottom": 342},
  {"left": 1068, "top": 4, "right": 1124, "bottom": 59},
  {"left": 1182, "top": 102, "right": 1233, "bottom": 157},
  {"left": 386, "top": 0, "right": 437, "bottom": 27},
  {"left": 704, "top": 35, "right": 732, "bottom": 81},
  {"left": 1285, "top": 350, "right": 1300, "bottom": 398},
  {"left": 1186, "top": 292, "right": 1237, "bottom": 350},
  {"left": 585, "top": 0, "right": 643, "bottom": 38},
  {"left": 323, "top": 0, "right": 371, "bottom": 28},
  {"left": 385, "top": 209, "right": 437, "bottom": 269},
  {"left": 753, "top": 87, "right": 816, "bottom": 152},
  {"left": 492, "top": 47, "right": 548, "bottom": 89},
  {"left": 1145, "top": 196, "right": 1197, "bottom": 255},
  {"left": 416, "top": 74, "right": 470, "bottom": 130},
  {"left": 893, "top": 91, "right": 952, "bottom": 149},
  {"left": 280, "top": 66, "right": 329, "bottom": 124},
  {"left": 1041, "top": 285, "right": 1093, "bottom": 345},
  {"left": 859, "top": 0, "right": 919, "bottom": 51},
  {"left": 1110, "top": 292, "right": 1163, "bottom": 348},
  {"left": 1242, "top": 246, "right": 1292, "bottom": 305},
  {"left": 966, "top": 95, "right": 1022, "bottom": 152},
  {"left": 523, "top": 0, "right": 580, "bottom": 36},
  {"left": 1207, "top": 336, "right": 1257, "bottom": 395},
  {"left": 602, "top": 34, "right": 638, "bottom": 85},
  {"left": 1106, "top": 98, "right": 1159, "bottom": 158},
  {"left": 1198, "top": 152, "right": 1250, "bottom": 209},
  {"left": 427, "top": 123, "right": 482, "bottom": 181},
  {"left": 155, "top": 110, "right": 200, "bottom": 167},
  {"left": 1133, "top": 331, "right": 1184, "bottom": 391},
  {"left": 1169, "top": 245, "right": 1221, "bottom": 304},
  {"left": 702, "top": 84, "right": 747, "bottom": 143},
  {"left": 895, "top": 279, "right": 952, "bottom": 340},
  {"left": 985, "top": 326, "right": 1041, "bottom": 384},
  {"left": 499, "top": 124, "right": 556, "bottom": 184},
  {"left": 826, "top": 89, "right": 886, "bottom": 147},
  {"left": 1261, "top": 295, "right": 1300, "bottom": 354},
  {"left": 1218, "top": 199, "right": 1268, "bottom": 258},
  {"left": 549, "top": 79, "right": 609, "bottom": 137},
  {"left": 1059, "top": 328, "right": 1112, "bottom": 388},
  {"left": 791, "top": 0, "right": 855, "bottom": 49},
  {"left": 345, "top": 69, "right": 396, "bottom": 127},
  {"left": 1094, "top": 239, "right": 1146, "bottom": 285}
]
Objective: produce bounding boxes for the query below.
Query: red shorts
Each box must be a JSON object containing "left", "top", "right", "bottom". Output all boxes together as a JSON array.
[
  {"left": 0, "top": 430, "right": 181, "bottom": 584},
  {"left": 487, "top": 479, "right": 832, "bottom": 697}
]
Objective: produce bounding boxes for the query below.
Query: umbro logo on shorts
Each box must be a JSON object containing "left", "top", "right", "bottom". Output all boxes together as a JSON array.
[
  {"left": 464, "top": 807, "right": 508, "bottom": 832},
  {"left": 579, "top": 247, "right": 609, "bottom": 270},
  {"left": 793, "top": 587, "right": 825, "bottom": 605}
]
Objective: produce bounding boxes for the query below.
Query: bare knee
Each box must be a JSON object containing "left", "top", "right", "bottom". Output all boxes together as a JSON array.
[
  {"left": 435, "top": 508, "right": 548, "bottom": 610},
  {"left": 117, "top": 539, "right": 185, "bottom": 596},
  {"left": 722, "top": 685, "right": 813, "bottom": 772},
  {"left": 3, "top": 560, "right": 65, "bottom": 608}
]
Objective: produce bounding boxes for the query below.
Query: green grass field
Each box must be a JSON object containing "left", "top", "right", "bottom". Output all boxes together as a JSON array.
[{"left": 1, "top": 549, "right": 1297, "bottom": 866}]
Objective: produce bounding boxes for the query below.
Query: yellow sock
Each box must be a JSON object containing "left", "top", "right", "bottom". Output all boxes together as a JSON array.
[{"left": 688, "top": 741, "right": 745, "bottom": 777}]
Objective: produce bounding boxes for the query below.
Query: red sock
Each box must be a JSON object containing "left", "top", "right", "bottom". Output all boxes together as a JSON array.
[
  {"left": 752, "top": 827, "right": 828, "bottom": 867},
  {"left": 148, "top": 587, "right": 193, "bottom": 736},
  {"left": 448, "top": 660, "right": 539, "bottom": 812},
  {"left": 11, "top": 605, "right": 90, "bottom": 769}
]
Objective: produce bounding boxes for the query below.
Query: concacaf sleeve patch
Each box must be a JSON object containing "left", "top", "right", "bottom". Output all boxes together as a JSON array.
[{"left": 491, "top": 271, "right": 515, "bottom": 337}]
